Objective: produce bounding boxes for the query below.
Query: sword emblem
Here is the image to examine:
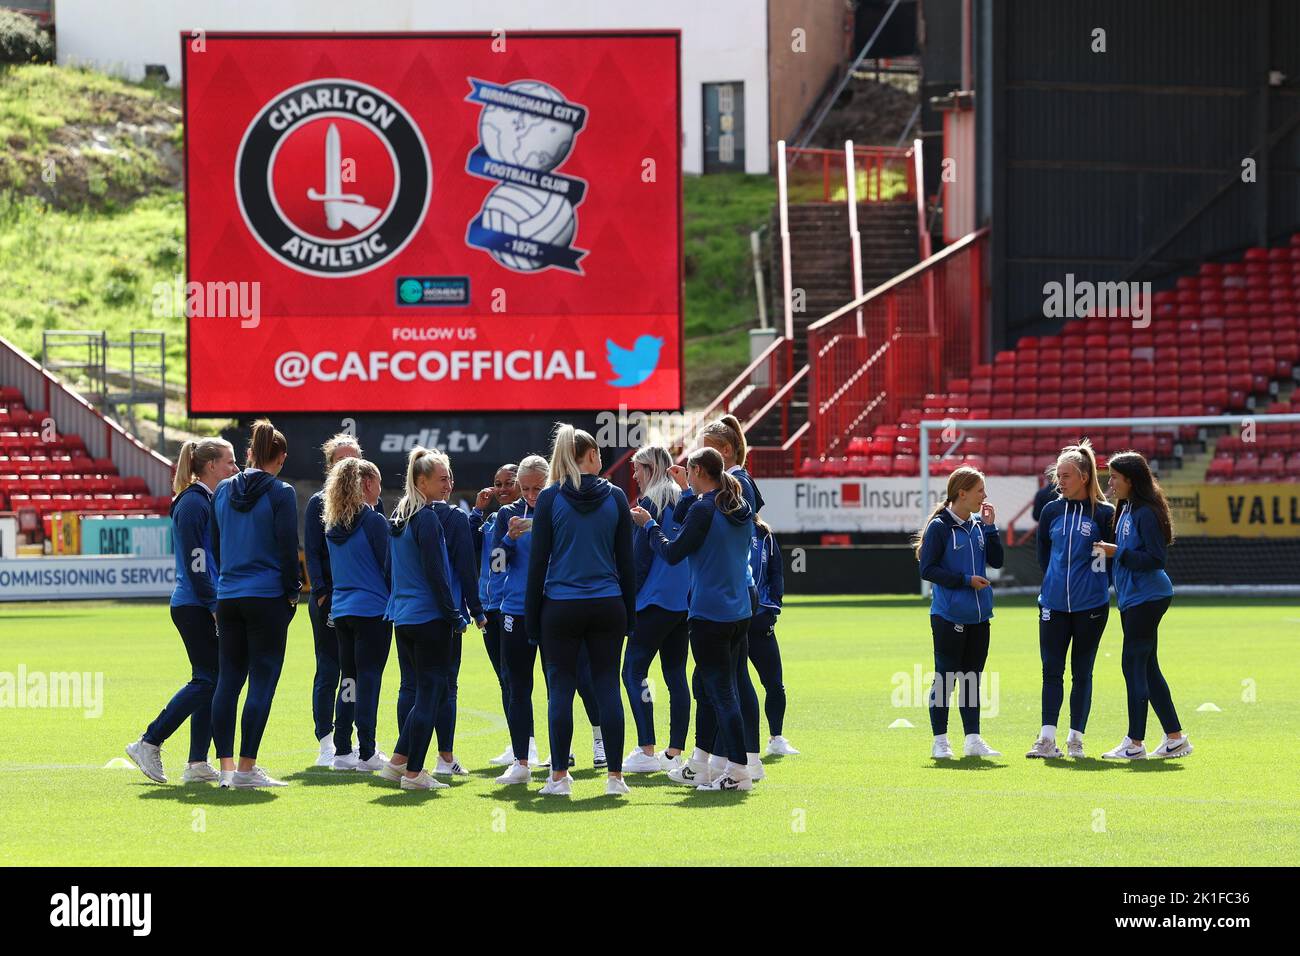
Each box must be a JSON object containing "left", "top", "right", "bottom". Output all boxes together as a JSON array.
[{"left": 306, "top": 123, "right": 383, "bottom": 231}]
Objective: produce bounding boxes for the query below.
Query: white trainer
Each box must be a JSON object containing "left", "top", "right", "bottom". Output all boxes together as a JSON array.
[
  {"left": 963, "top": 735, "right": 1002, "bottom": 757},
  {"left": 622, "top": 749, "right": 661, "bottom": 773},
  {"left": 606, "top": 776, "right": 631, "bottom": 796},
  {"left": 1102, "top": 737, "right": 1148, "bottom": 760},
  {"left": 667, "top": 757, "right": 714, "bottom": 787},
  {"left": 766, "top": 735, "right": 800, "bottom": 756},
  {"left": 697, "top": 765, "right": 753, "bottom": 791},
  {"left": 932, "top": 738, "right": 955, "bottom": 759},
  {"left": 434, "top": 756, "right": 470, "bottom": 776},
  {"left": 1066, "top": 737, "right": 1087, "bottom": 759},
  {"left": 379, "top": 759, "right": 407, "bottom": 782},
  {"left": 331, "top": 748, "right": 360, "bottom": 771},
  {"left": 218, "top": 769, "right": 235, "bottom": 788},
  {"left": 1025, "top": 737, "right": 1063, "bottom": 759},
  {"left": 232, "top": 766, "right": 288, "bottom": 788},
  {"left": 538, "top": 773, "right": 573, "bottom": 796},
  {"left": 1148, "top": 735, "right": 1193, "bottom": 758},
  {"left": 487, "top": 744, "right": 515, "bottom": 767},
  {"left": 315, "top": 733, "right": 337, "bottom": 767},
  {"left": 657, "top": 751, "right": 685, "bottom": 772},
  {"left": 401, "top": 770, "right": 449, "bottom": 790},
  {"left": 125, "top": 738, "right": 167, "bottom": 784},
  {"left": 746, "top": 755, "right": 765, "bottom": 781},
  {"left": 592, "top": 738, "right": 607, "bottom": 768},
  {"left": 181, "top": 761, "right": 220, "bottom": 783},
  {"left": 495, "top": 762, "right": 532, "bottom": 785},
  {"left": 356, "top": 750, "right": 389, "bottom": 772}
]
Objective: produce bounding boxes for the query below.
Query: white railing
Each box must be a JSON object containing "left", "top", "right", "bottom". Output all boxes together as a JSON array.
[{"left": 0, "top": 333, "right": 173, "bottom": 496}]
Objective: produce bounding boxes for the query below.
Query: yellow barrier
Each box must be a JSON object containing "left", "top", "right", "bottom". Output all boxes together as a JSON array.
[{"left": 1165, "top": 483, "right": 1300, "bottom": 537}]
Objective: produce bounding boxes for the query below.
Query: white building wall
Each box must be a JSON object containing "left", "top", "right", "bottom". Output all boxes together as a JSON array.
[{"left": 54, "top": 0, "right": 771, "bottom": 174}]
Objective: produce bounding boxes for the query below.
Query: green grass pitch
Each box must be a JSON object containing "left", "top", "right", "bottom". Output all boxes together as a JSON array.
[{"left": 0, "top": 595, "right": 1296, "bottom": 866}]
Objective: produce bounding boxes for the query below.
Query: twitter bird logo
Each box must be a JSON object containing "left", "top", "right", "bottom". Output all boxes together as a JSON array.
[{"left": 606, "top": 335, "right": 664, "bottom": 387}]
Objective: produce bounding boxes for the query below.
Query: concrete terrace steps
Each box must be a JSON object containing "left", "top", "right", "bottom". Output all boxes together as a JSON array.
[{"left": 770, "top": 200, "right": 919, "bottom": 378}]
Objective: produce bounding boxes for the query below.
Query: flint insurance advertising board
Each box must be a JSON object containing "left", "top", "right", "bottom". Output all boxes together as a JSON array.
[{"left": 183, "top": 32, "right": 682, "bottom": 413}]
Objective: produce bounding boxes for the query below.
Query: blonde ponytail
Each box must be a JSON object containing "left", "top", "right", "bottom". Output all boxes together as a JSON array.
[
  {"left": 173, "top": 440, "right": 196, "bottom": 495},
  {"left": 173, "top": 437, "right": 232, "bottom": 495},
  {"left": 1049, "top": 438, "right": 1107, "bottom": 507},
  {"left": 390, "top": 447, "right": 439, "bottom": 525},
  {"left": 547, "top": 422, "right": 598, "bottom": 490}
]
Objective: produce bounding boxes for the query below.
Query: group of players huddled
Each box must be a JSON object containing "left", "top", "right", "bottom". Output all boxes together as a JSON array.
[{"left": 125, "top": 415, "right": 796, "bottom": 795}]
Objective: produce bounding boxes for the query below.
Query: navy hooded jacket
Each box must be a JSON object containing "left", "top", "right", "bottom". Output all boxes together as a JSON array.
[
  {"left": 525, "top": 474, "right": 637, "bottom": 638},
  {"left": 674, "top": 465, "right": 764, "bottom": 590},
  {"left": 755, "top": 524, "right": 785, "bottom": 614},
  {"left": 1113, "top": 501, "right": 1175, "bottom": 611},
  {"left": 304, "top": 491, "right": 331, "bottom": 599},
  {"left": 645, "top": 488, "right": 754, "bottom": 623},
  {"left": 432, "top": 500, "right": 485, "bottom": 623},
  {"left": 325, "top": 504, "right": 390, "bottom": 619},
  {"left": 633, "top": 496, "right": 690, "bottom": 613},
  {"left": 384, "top": 503, "right": 463, "bottom": 629},
  {"left": 1037, "top": 496, "right": 1115, "bottom": 613},
  {"left": 170, "top": 482, "right": 217, "bottom": 612},
  {"left": 918, "top": 508, "right": 1005, "bottom": 624},
  {"left": 212, "top": 469, "right": 300, "bottom": 600}
]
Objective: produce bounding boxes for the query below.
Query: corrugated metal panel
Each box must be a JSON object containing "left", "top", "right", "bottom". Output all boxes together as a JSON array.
[
  {"left": 1004, "top": 0, "right": 1257, "bottom": 89},
  {"left": 986, "top": 0, "right": 1300, "bottom": 342},
  {"left": 1006, "top": 89, "right": 1253, "bottom": 168}
]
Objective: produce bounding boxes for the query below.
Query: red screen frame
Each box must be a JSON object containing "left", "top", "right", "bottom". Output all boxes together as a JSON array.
[{"left": 182, "top": 31, "right": 683, "bottom": 415}]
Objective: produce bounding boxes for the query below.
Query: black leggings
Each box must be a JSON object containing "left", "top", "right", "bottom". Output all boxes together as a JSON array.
[
  {"left": 307, "top": 594, "right": 340, "bottom": 741},
  {"left": 1120, "top": 597, "right": 1181, "bottom": 741},
  {"left": 540, "top": 597, "right": 627, "bottom": 774},
  {"left": 746, "top": 608, "right": 786, "bottom": 738},
  {"left": 212, "top": 596, "right": 294, "bottom": 761},
  {"left": 697, "top": 624, "right": 760, "bottom": 756},
  {"left": 622, "top": 604, "right": 690, "bottom": 751},
  {"left": 690, "top": 616, "right": 750, "bottom": 766},
  {"left": 482, "top": 609, "right": 510, "bottom": 722},
  {"left": 1039, "top": 603, "right": 1109, "bottom": 733},
  {"left": 435, "top": 629, "right": 463, "bottom": 754},
  {"left": 333, "top": 614, "right": 392, "bottom": 761},
  {"left": 500, "top": 612, "right": 539, "bottom": 760},
  {"left": 928, "top": 615, "right": 990, "bottom": 736},
  {"left": 500, "top": 610, "right": 601, "bottom": 761},
  {"left": 392, "top": 619, "right": 451, "bottom": 774},
  {"left": 143, "top": 604, "right": 218, "bottom": 763}
]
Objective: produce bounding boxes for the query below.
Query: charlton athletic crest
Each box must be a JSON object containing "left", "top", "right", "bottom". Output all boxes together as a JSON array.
[{"left": 235, "top": 78, "right": 432, "bottom": 277}]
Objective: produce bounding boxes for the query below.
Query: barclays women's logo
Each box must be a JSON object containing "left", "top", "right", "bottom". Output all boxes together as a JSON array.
[{"left": 464, "top": 78, "right": 589, "bottom": 274}]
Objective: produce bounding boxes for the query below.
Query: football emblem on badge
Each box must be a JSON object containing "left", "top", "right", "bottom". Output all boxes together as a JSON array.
[{"left": 235, "top": 78, "right": 431, "bottom": 277}]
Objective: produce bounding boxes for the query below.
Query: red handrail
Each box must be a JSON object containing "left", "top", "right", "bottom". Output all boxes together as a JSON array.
[{"left": 807, "top": 228, "right": 990, "bottom": 459}]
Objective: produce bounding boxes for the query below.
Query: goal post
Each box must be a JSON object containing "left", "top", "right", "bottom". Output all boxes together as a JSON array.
[{"left": 917, "top": 412, "right": 1300, "bottom": 597}]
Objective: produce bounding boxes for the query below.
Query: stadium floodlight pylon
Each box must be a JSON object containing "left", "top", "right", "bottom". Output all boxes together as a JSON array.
[{"left": 918, "top": 412, "right": 1300, "bottom": 598}]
